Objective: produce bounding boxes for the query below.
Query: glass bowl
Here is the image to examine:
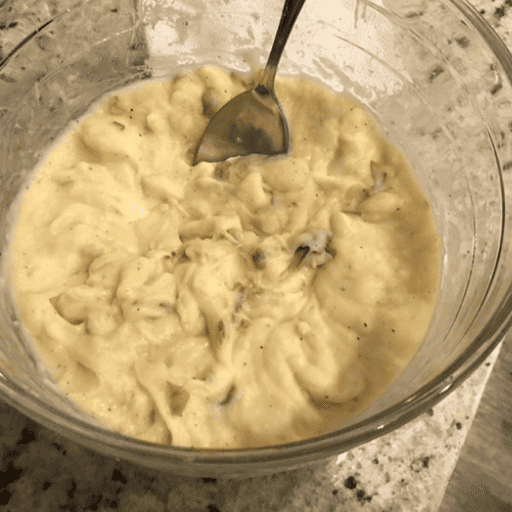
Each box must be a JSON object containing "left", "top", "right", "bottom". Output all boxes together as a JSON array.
[{"left": 1, "top": 0, "right": 512, "bottom": 477}]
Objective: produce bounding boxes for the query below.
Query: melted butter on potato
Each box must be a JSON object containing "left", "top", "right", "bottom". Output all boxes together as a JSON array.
[{"left": 9, "top": 67, "right": 440, "bottom": 448}]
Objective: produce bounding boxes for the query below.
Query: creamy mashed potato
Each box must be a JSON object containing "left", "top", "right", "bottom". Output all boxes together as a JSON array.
[{"left": 9, "top": 67, "right": 439, "bottom": 448}]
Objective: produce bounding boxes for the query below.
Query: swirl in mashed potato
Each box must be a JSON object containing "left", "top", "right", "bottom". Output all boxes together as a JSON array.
[{"left": 9, "top": 67, "right": 439, "bottom": 448}]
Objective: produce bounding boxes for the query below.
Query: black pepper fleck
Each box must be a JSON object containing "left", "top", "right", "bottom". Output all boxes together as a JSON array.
[
  {"left": 491, "top": 83, "right": 503, "bottom": 95},
  {"left": 405, "top": 11, "right": 424, "bottom": 18},
  {"left": 202, "top": 477, "right": 217, "bottom": 484},
  {"left": 411, "top": 456, "right": 430, "bottom": 472},
  {"left": 455, "top": 422, "right": 462, "bottom": 430},
  {"left": 429, "top": 65, "right": 445, "bottom": 81},
  {"left": 344, "top": 476, "right": 357, "bottom": 489},
  {"left": 455, "top": 36, "right": 470, "bottom": 48}
]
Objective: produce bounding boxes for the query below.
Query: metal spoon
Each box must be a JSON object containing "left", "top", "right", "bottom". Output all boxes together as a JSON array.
[{"left": 193, "top": 0, "right": 306, "bottom": 165}]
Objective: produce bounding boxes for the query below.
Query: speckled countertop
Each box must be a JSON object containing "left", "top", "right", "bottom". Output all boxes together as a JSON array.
[{"left": 0, "top": 1, "right": 511, "bottom": 511}]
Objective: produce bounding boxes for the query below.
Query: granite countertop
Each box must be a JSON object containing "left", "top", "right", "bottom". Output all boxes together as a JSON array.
[{"left": 0, "top": 1, "right": 511, "bottom": 511}]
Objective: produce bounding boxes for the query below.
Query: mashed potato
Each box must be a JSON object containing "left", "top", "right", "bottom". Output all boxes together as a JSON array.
[{"left": 9, "top": 67, "right": 440, "bottom": 448}]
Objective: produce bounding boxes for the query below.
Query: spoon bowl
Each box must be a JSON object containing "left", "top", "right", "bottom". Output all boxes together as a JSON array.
[
  {"left": 193, "top": 86, "right": 289, "bottom": 164},
  {"left": 193, "top": 0, "right": 305, "bottom": 165}
]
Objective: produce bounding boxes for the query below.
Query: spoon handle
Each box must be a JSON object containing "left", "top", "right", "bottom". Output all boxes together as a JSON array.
[{"left": 257, "top": 0, "right": 306, "bottom": 94}]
